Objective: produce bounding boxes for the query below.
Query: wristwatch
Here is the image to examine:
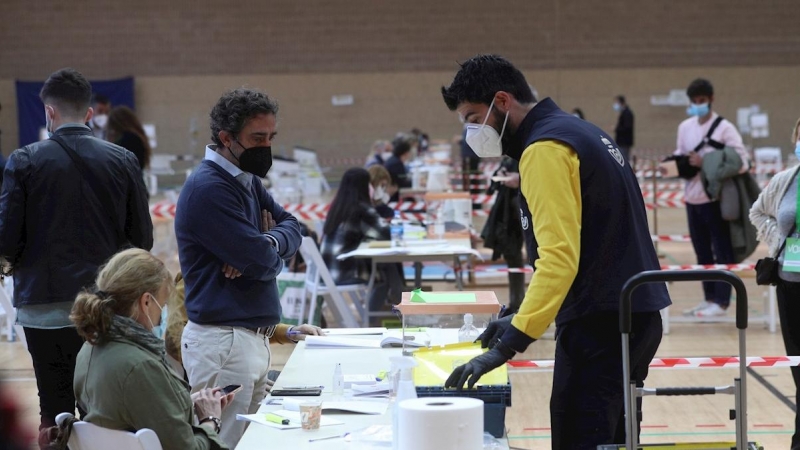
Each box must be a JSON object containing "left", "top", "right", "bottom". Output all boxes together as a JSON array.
[{"left": 199, "top": 416, "right": 221, "bottom": 433}]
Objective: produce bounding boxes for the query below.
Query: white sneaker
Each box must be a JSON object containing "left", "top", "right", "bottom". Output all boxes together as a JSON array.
[
  {"left": 694, "top": 303, "right": 727, "bottom": 318},
  {"left": 682, "top": 301, "right": 711, "bottom": 316}
]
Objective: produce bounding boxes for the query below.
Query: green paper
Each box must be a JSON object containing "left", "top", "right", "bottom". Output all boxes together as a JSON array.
[{"left": 410, "top": 288, "right": 477, "bottom": 304}]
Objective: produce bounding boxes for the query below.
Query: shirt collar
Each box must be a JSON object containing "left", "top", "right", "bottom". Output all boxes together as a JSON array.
[{"left": 205, "top": 145, "right": 246, "bottom": 178}]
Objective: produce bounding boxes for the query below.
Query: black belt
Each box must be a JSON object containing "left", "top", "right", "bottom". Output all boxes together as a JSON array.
[{"left": 243, "top": 325, "right": 277, "bottom": 338}]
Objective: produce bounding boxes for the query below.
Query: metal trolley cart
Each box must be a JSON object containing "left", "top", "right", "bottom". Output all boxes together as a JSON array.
[{"left": 604, "top": 270, "right": 762, "bottom": 450}]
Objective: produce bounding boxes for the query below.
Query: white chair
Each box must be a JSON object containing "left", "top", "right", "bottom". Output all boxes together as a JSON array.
[
  {"left": 0, "top": 277, "right": 24, "bottom": 347},
  {"left": 296, "top": 237, "right": 369, "bottom": 328},
  {"left": 754, "top": 147, "right": 783, "bottom": 182},
  {"left": 55, "top": 413, "right": 163, "bottom": 450}
]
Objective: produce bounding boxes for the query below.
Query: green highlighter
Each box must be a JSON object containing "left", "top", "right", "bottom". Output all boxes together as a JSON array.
[{"left": 264, "top": 413, "right": 289, "bottom": 425}]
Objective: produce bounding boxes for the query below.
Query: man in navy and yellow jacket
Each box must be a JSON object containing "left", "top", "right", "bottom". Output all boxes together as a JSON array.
[{"left": 442, "top": 55, "right": 671, "bottom": 450}]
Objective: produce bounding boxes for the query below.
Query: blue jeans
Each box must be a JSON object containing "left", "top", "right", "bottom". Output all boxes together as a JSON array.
[{"left": 686, "top": 201, "right": 735, "bottom": 307}]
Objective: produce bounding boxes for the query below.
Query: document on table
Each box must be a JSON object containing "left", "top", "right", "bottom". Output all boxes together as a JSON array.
[
  {"left": 268, "top": 398, "right": 389, "bottom": 415},
  {"left": 236, "top": 411, "right": 344, "bottom": 429},
  {"left": 304, "top": 335, "right": 428, "bottom": 349},
  {"left": 322, "top": 327, "right": 387, "bottom": 335},
  {"left": 409, "top": 289, "right": 477, "bottom": 304}
]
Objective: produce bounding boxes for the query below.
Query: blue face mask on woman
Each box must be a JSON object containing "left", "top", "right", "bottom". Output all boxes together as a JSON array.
[
  {"left": 795, "top": 142, "right": 800, "bottom": 161},
  {"left": 686, "top": 102, "right": 710, "bottom": 117},
  {"left": 146, "top": 293, "right": 168, "bottom": 339}
]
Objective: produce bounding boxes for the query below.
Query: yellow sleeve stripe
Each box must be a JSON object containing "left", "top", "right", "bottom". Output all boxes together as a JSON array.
[{"left": 511, "top": 140, "right": 582, "bottom": 339}]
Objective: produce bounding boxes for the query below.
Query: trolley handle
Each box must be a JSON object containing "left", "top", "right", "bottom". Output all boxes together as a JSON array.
[{"left": 619, "top": 269, "right": 747, "bottom": 334}]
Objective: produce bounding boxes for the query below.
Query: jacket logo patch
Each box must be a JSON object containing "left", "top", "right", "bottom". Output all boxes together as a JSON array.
[
  {"left": 520, "top": 208, "right": 529, "bottom": 230},
  {"left": 601, "top": 136, "right": 625, "bottom": 167}
]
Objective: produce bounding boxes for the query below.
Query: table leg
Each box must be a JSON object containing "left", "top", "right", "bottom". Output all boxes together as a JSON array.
[{"left": 454, "top": 256, "right": 464, "bottom": 290}]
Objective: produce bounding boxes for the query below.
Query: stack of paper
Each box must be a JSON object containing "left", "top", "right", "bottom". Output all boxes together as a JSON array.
[{"left": 236, "top": 411, "right": 344, "bottom": 430}]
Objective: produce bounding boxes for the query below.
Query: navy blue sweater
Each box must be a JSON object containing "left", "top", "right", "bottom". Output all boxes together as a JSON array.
[{"left": 175, "top": 160, "right": 301, "bottom": 327}]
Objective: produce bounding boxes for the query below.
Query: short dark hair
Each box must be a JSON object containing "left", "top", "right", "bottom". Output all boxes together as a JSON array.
[
  {"left": 91, "top": 93, "right": 110, "bottom": 106},
  {"left": 616, "top": 95, "right": 626, "bottom": 104},
  {"left": 39, "top": 68, "right": 92, "bottom": 117},
  {"left": 441, "top": 54, "right": 536, "bottom": 111},
  {"left": 391, "top": 136, "right": 412, "bottom": 157},
  {"left": 687, "top": 79, "right": 714, "bottom": 99},
  {"left": 210, "top": 88, "right": 279, "bottom": 147}
]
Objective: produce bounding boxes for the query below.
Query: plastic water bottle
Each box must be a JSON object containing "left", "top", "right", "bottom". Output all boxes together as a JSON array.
[
  {"left": 390, "top": 211, "right": 404, "bottom": 247},
  {"left": 390, "top": 356, "right": 417, "bottom": 450},
  {"left": 332, "top": 363, "right": 344, "bottom": 396},
  {"left": 458, "top": 313, "right": 481, "bottom": 343},
  {"left": 433, "top": 204, "right": 445, "bottom": 239}
]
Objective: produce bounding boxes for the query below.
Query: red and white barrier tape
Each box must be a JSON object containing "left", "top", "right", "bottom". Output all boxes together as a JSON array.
[
  {"left": 640, "top": 191, "right": 684, "bottom": 200},
  {"left": 651, "top": 235, "right": 692, "bottom": 242},
  {"left": 468, "top": 263, "right": 754, "bottom": 275},
  {"left": 644, "top": 200, "right": 685, "bottom": 209},
  {"left": 660, "top": 263, "right": 755, "bottom": 271},
  {"left": 508, "top": 356, "right": 800, "bottom": 372}
]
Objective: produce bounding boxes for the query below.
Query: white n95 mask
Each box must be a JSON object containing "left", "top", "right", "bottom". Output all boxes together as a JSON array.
[{"left": 464, "top": 99, "right": 509, "bottom": 158}]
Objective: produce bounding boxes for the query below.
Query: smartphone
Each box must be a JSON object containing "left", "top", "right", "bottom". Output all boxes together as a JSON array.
[
  {"left": 220, "top": 384, "right": 243, "bottom": 395},
  {"left": 270, "top": 388, "right": 322, "bottom": 397}
]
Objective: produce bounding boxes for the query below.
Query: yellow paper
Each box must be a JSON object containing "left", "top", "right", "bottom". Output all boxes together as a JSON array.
[{"left": 412, "top": 342, "right": 508, "bottom": 387}]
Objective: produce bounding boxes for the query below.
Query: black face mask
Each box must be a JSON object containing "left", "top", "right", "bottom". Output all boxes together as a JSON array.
[{"left": 230, "top": 139, "right": 273, "bottom": 178}]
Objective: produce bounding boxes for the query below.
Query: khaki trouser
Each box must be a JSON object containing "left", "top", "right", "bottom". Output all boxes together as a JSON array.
[{"left": 182, "top": 321, "right": 272, "bottom": 448}]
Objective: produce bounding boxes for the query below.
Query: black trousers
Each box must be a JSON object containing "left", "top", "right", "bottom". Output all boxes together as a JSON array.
[
  {"left": 776, "top": 280, "right": 800, "bottom": 449},
  {"left": 23, "top": 327, "right": 84, "bottom": 429},
  {"left": 550, "top": 311, "right": 663, "bottom": 450},
  {"left": 686, "top": 202, "right": 735, "bottom": 307}
]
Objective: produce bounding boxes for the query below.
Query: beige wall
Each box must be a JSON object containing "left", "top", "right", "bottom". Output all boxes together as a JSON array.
[{"left": 3, "top": 66, "right": 799, "bottom": 163}]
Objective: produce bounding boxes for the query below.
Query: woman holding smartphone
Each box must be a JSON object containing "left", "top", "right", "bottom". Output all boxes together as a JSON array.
[{"left": 70, "top": 249, "right": 233, "bottom": 450}]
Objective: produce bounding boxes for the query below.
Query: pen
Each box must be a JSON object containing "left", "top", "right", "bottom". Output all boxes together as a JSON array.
[
  {"left": 280, "top": 385, "right": 324, "bottom": 389},
  {"left": 264, "top": 413, "right": 289, "bottom": 425}
]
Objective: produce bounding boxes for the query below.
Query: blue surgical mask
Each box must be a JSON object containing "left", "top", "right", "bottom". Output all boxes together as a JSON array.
[
  {"left": 146, "top": 294, "right": 167, "bottom": 340},
  {"left": 613, "top": 103, "right": 621, "bottom": 112},
  {"left": 795, "top": 142, "right": 800, "bottom": 161},
  {"left": 687, "top": 103, "right": 710, "bottom": 117}
]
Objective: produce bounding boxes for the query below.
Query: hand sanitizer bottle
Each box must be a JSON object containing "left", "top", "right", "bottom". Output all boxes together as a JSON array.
[
  {"left": 332, "top": 362, "right": 344, "bottom": 396},
  {"left": 458, "top": 313, "right": 481, "bottom": 343}
]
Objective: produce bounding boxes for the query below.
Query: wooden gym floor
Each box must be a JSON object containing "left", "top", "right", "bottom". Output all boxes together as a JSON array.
[{"left": 0, "top": 207, "right": 795, "bottom": 449}]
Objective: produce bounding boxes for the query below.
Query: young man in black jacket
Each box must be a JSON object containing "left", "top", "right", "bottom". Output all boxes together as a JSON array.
[{"left": 0, "top": 68, "right": 152, "bottom": 446}]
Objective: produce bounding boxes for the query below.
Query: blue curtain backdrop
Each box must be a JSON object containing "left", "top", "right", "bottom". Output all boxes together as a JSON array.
[{"left": 15, "top": 77, "right": 134, "bottom": 148}]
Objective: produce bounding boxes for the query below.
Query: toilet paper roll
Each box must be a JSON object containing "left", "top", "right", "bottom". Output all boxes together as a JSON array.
[{"left": 397, "top": 397, "right": 484, "bottom": 450}]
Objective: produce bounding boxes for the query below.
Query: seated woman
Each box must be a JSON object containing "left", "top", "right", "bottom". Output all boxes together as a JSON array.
[
  {"left": 71, "top": 248, "right": 230, "bottom": 450},
  {"left": 321, "top": 168, "right": 405, "bottom": 311},
  {"left": 106, "top": 106, "right": 152, "bottom": 171},
  {"left": 367, "top": 164, "right": 397, "bottom": 220}
]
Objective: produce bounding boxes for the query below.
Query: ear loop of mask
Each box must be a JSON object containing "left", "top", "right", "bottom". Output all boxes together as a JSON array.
[{"left": 481, "top": 97, "right": 510, "bottom": 144}]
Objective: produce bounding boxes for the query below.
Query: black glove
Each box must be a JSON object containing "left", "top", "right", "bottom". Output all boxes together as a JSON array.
[
  {"left": 477, "top": 314, "right": 514, "bottom": 349},
  {"left": 444, "top": 340, "right": 515, "bottom": 390}
]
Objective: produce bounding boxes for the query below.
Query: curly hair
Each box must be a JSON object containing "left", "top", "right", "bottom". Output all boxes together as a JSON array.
[
  {"left": 441, "top": 54, "right": 536, "bottom": 111},
  {"left": 209, "top": 88, "right": 279, "bottom": 146}
]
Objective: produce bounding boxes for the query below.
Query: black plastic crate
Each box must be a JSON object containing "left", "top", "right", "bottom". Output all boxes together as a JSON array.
[{"left": 415, "top": 384, "right": 511, "bottom": 438}]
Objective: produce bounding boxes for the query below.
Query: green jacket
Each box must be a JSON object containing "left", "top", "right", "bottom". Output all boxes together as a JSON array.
[
  {"left": 701, "top": 147, "right": 760, "bottom": 262},
  {"left": 74, "top": 337, "right": 228, "bottom": 450}
]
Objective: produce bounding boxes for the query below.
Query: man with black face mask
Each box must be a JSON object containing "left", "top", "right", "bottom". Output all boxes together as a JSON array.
[
  {"left": 174, "top": 88, "right": 308, "bottom": 448},
  {"left": 441, "top": 55, "right": 671, "bottom": 450}
]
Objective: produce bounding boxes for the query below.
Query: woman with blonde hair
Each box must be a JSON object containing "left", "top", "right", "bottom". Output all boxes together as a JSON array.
[
  {"left": 749, "top": 117, "right": 800, "bottom": 449},
  {"left": 70, "top": 248, "right": 230, "bottom": 450}
]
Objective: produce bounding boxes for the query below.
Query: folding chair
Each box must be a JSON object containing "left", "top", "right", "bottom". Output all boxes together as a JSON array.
[
  {"left": 296, "top": 237, "right": 369, "bottom": 328},
  {"left": 0, "top": 277, "right": 25, "bottom": 347},
  {"left": 56, "top": 413, "right": 163, "bottom": 450}
]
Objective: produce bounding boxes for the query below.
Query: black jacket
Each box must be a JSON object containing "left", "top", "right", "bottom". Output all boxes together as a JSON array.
[
  {"left": 614, "top": 106, "right": 634, "bottom": 147},
  {"left": 0, "top": 125, "right": 153, "bottom": 307},
  {"left": 384, "top": 155, "right": 411, "bottom": 202}
]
